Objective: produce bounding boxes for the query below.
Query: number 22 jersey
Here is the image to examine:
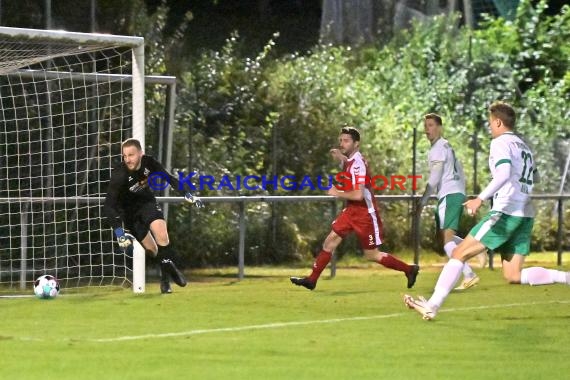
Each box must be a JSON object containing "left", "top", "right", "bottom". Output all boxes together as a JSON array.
[{"left": 488, "top": 132, "right": 535, "bottom": 217}]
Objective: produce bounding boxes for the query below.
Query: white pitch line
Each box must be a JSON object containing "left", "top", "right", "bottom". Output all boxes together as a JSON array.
[
  {"left": 8, "top": 299, "right": 569, "bottom": 343},
  {"left": 89, "top": 299, "right": 570, "bottom": 343},
  {"left": 90, "top": 312, "right": 407, "bottom": 343}
]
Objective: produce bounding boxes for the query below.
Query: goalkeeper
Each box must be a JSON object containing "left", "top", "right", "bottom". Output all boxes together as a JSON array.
[{"left": 103, "top": 138, "right": 203, "bottom": 294}]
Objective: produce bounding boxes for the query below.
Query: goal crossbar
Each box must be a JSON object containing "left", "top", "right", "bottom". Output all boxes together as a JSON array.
[
  {"left": 0, "top": 26, "right": 143, "bottom": 47},
  {"left": 10, "top": 69, "right": 175, "bottom": 85}
]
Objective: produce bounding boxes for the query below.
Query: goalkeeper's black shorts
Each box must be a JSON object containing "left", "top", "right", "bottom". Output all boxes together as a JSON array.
[{"left": 123, "top": 202, "right": 164, "bottom": 241}]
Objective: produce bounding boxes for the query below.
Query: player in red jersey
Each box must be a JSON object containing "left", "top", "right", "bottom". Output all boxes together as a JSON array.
[{"left": 290, "top": 126, "right": 420, "bottom": 290}]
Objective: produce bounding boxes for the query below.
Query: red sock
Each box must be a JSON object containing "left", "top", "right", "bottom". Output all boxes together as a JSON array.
[
  {"left": 378, "top": 253, "right": 411, "bottom": 273},
  {"left": 308, "top": 250, "right": 332, "bottom": 283}
]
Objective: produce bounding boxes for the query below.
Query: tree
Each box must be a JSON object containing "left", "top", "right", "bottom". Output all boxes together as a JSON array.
[{"left": 320, "top": 0, "right": 380, "bottom": 45}]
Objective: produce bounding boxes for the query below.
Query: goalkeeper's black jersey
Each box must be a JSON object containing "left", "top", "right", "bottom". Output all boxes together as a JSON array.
[{"left": 103, "top": 155, "right": 181, "bottom": 229}]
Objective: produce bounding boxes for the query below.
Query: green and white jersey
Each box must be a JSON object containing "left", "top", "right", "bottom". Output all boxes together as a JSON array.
[
  {"left": 428, "top": 137, "right": 465, "bottom": 199},
  {"left": 488, "top": 132, "right": 535, "bottom": 217}
]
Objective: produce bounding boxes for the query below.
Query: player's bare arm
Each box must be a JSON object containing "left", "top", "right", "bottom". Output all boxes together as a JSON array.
[
  {"left": 327, "top": 186, "right": 364, "bottom": 201},
  {"left": 330, "top": 148, "right": 347, "bottom": 163}
]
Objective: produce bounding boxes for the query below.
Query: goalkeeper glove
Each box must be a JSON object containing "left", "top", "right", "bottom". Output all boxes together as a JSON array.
[
  {"left": 185, "top": 192, "right": 204, "bottom": 208},
  {"left": 114, "top": 227, "right": 134, "bottom": 248}
]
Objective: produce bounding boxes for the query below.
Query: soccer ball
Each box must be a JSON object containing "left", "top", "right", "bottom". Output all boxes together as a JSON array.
[{"left": 33, "top": 275, "right": 60, "bottom": 299}]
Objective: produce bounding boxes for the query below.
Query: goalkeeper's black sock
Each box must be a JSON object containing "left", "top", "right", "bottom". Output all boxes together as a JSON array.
[
  {"left": 146, "top": 250, "right": 166, "bottom": 282},
  {"left": 156, "top": 246, "right": 171, "bottom": 281},
  {"left": 156, "top": 244, "right": 173, "bottom": 261},
  {"left": 157, "top": 245, "right": 187, "bottom": 287},
  {"left": 157, "top": 244, "right": 186, "bottom": 269}
]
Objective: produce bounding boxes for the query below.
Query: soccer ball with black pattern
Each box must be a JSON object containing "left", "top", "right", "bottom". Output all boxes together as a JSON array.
[{"left": 33, "top": 275, "right": 60, "bottom": 299}]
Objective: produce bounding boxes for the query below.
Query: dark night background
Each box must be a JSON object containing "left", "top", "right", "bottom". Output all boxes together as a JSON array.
[
  {"left": 0, "top": 0, "right": 566, "bottom": 58},
  {"left": 148, "top": 0, "right": 567, "bottom": 56},
  {"left": 147, "top": 0, "right": 322, "bottom": 57}
]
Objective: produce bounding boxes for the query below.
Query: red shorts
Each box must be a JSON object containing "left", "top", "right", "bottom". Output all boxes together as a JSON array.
[{"left": 331, "top": 206, "right": 384, "bottom": 249}]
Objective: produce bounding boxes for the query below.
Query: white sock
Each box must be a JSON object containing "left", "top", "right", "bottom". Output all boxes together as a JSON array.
[
  {"left": 520, "top": 267, "right": 568, "bottom": 285},
  {"left": 452, "top": 235, "right": 463, "bottom": 245},
  {"left": 429, "top": 258, "right": 464, "bottom": 309},
  {"left": 443, "top": 241, "right": 475, "bottom": 278},
  {"left": 443, "top": 241, "right": 455, "bottom": 259}
]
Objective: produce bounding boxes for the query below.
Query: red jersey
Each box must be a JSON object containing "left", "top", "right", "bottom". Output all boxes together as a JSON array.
[
  {"left": 343, "top": 151, "right": 379, "bottom": 213},
  {"left": 332, "top": 151, "right": 384, "bottom": 248}
]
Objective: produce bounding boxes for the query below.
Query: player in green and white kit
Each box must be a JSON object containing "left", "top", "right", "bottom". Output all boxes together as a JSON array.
[
  {"left": 417, "top": 113, "right": 484, "bottom": 290},
  {"left": 405, "top": 101, "right": 570, "bottom": 320}
]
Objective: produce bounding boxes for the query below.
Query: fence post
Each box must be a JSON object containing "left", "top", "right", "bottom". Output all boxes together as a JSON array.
[
  {"left": 557, "top": 198, "right": 564, "bottom": 266},
  {"left": 412, "top": 199, "right": 421, "bottom": 265},
  {"left": 238, "top": 199, "right": 246, "bottom": 279},
  {"left": 330, "top": 199, "right": 337, "bottom": 278}
]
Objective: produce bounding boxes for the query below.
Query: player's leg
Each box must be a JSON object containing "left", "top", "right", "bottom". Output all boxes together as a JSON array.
[
  {"left": 136, "top": 202, "right": 187, "bottom": 292},
  {"left": 128, "top": 214, "right": 173, "bottom": 294},
  {"left": 138, "top": 229, "right": 172, "bottom": 294},
  {"left": 149, "top": 218, "right": 187, "bottom": 289},
  {"left": 499, "top": 219, "right": 531, "bottom": 284},
  {"left": 502, "top": 217, "right": 569, "bottom": 285},
  {"left": 442, "top": 229, "right": 474, "bottom": 275},
  {"left": 519, "top": 264, "right": 570, "bottom": 285},
  {"left": 311, "top": 230, "right": 343, "bottom": 282},
  {"left": 404, "top": 213, "right": 500, "bottom": 320},
  {"left": 431, "top": 212, "right": 514, "bottom": 307},
  {"left": 363, "top": 247, "right": 420, "bottom": 288},
  {"left": 426, "top": 213, "right": 520, "bottom": 312},
  {"left": 290, "top": 209, "right": 350, "bottom": 290},
  {"left": 438, "top": 194, "right": 481, "bottom": 289},
  {"left": 405, "top": 236, "right": 486, "bottom": 320},
  {"left": 430, "top": 236, "right": 486, "bottom": 304},
  {"left": 149, "top": 218, "right": 169, "bottom": 246},
  {"left": 359, "top": 209, "right": 419, "bottom": 288},
  {"left": 457, "top": 234, "right": 488, "bottom": 268},
  {"left": 443, "top": 229, "right": 479, "bottom": 290},
  {"left": 501, "top": 253, "right": 525, "bottom": 283},
  {"left": 290, "top": 229, "right": 343, "bottom": 290},
  {"left": 139, "top": 231, "right": 158, "bottom": 254}
]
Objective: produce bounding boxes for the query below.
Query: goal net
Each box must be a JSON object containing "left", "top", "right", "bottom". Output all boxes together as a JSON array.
[{"left": 0, "top": 27, "right": 145, "bottom": 294}]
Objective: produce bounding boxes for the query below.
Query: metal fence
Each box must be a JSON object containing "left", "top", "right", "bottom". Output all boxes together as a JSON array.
[
  {"left": 158, "top": 193, "right": 570, "bottom": 279},
  {"left": 2, "top": 194, "right": 568, "bottom": 284}
]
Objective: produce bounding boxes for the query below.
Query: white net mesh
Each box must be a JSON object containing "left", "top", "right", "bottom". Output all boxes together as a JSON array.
[
  {"left": 0, "top": 30, "right": 137, "bottom": 292},
  {"left": 0, "top": 40, "right": 112, "bottom": 75}
]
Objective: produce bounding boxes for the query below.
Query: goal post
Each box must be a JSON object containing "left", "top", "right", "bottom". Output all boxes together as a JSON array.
[{"left": 0, "top": 26, "right": 146, "bottom": 293}]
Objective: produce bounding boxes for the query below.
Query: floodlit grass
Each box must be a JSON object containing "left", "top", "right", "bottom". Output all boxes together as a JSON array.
[{"left": 1, "top": 259, "right": 570, "bottom": 379}]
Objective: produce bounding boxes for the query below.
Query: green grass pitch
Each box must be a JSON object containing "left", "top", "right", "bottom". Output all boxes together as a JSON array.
[{"left": 1, "top": 262, "right": 570, "bottom": 379}]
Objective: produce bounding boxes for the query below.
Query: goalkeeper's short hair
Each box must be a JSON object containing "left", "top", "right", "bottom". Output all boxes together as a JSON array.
[{"left": 122, "top": 138, "right": 143, "bottom": 151}]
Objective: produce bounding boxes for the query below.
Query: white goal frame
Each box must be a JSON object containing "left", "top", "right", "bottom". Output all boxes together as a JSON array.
[{"left": 0, "top": 26, "right": 146, "bottom": 293}]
